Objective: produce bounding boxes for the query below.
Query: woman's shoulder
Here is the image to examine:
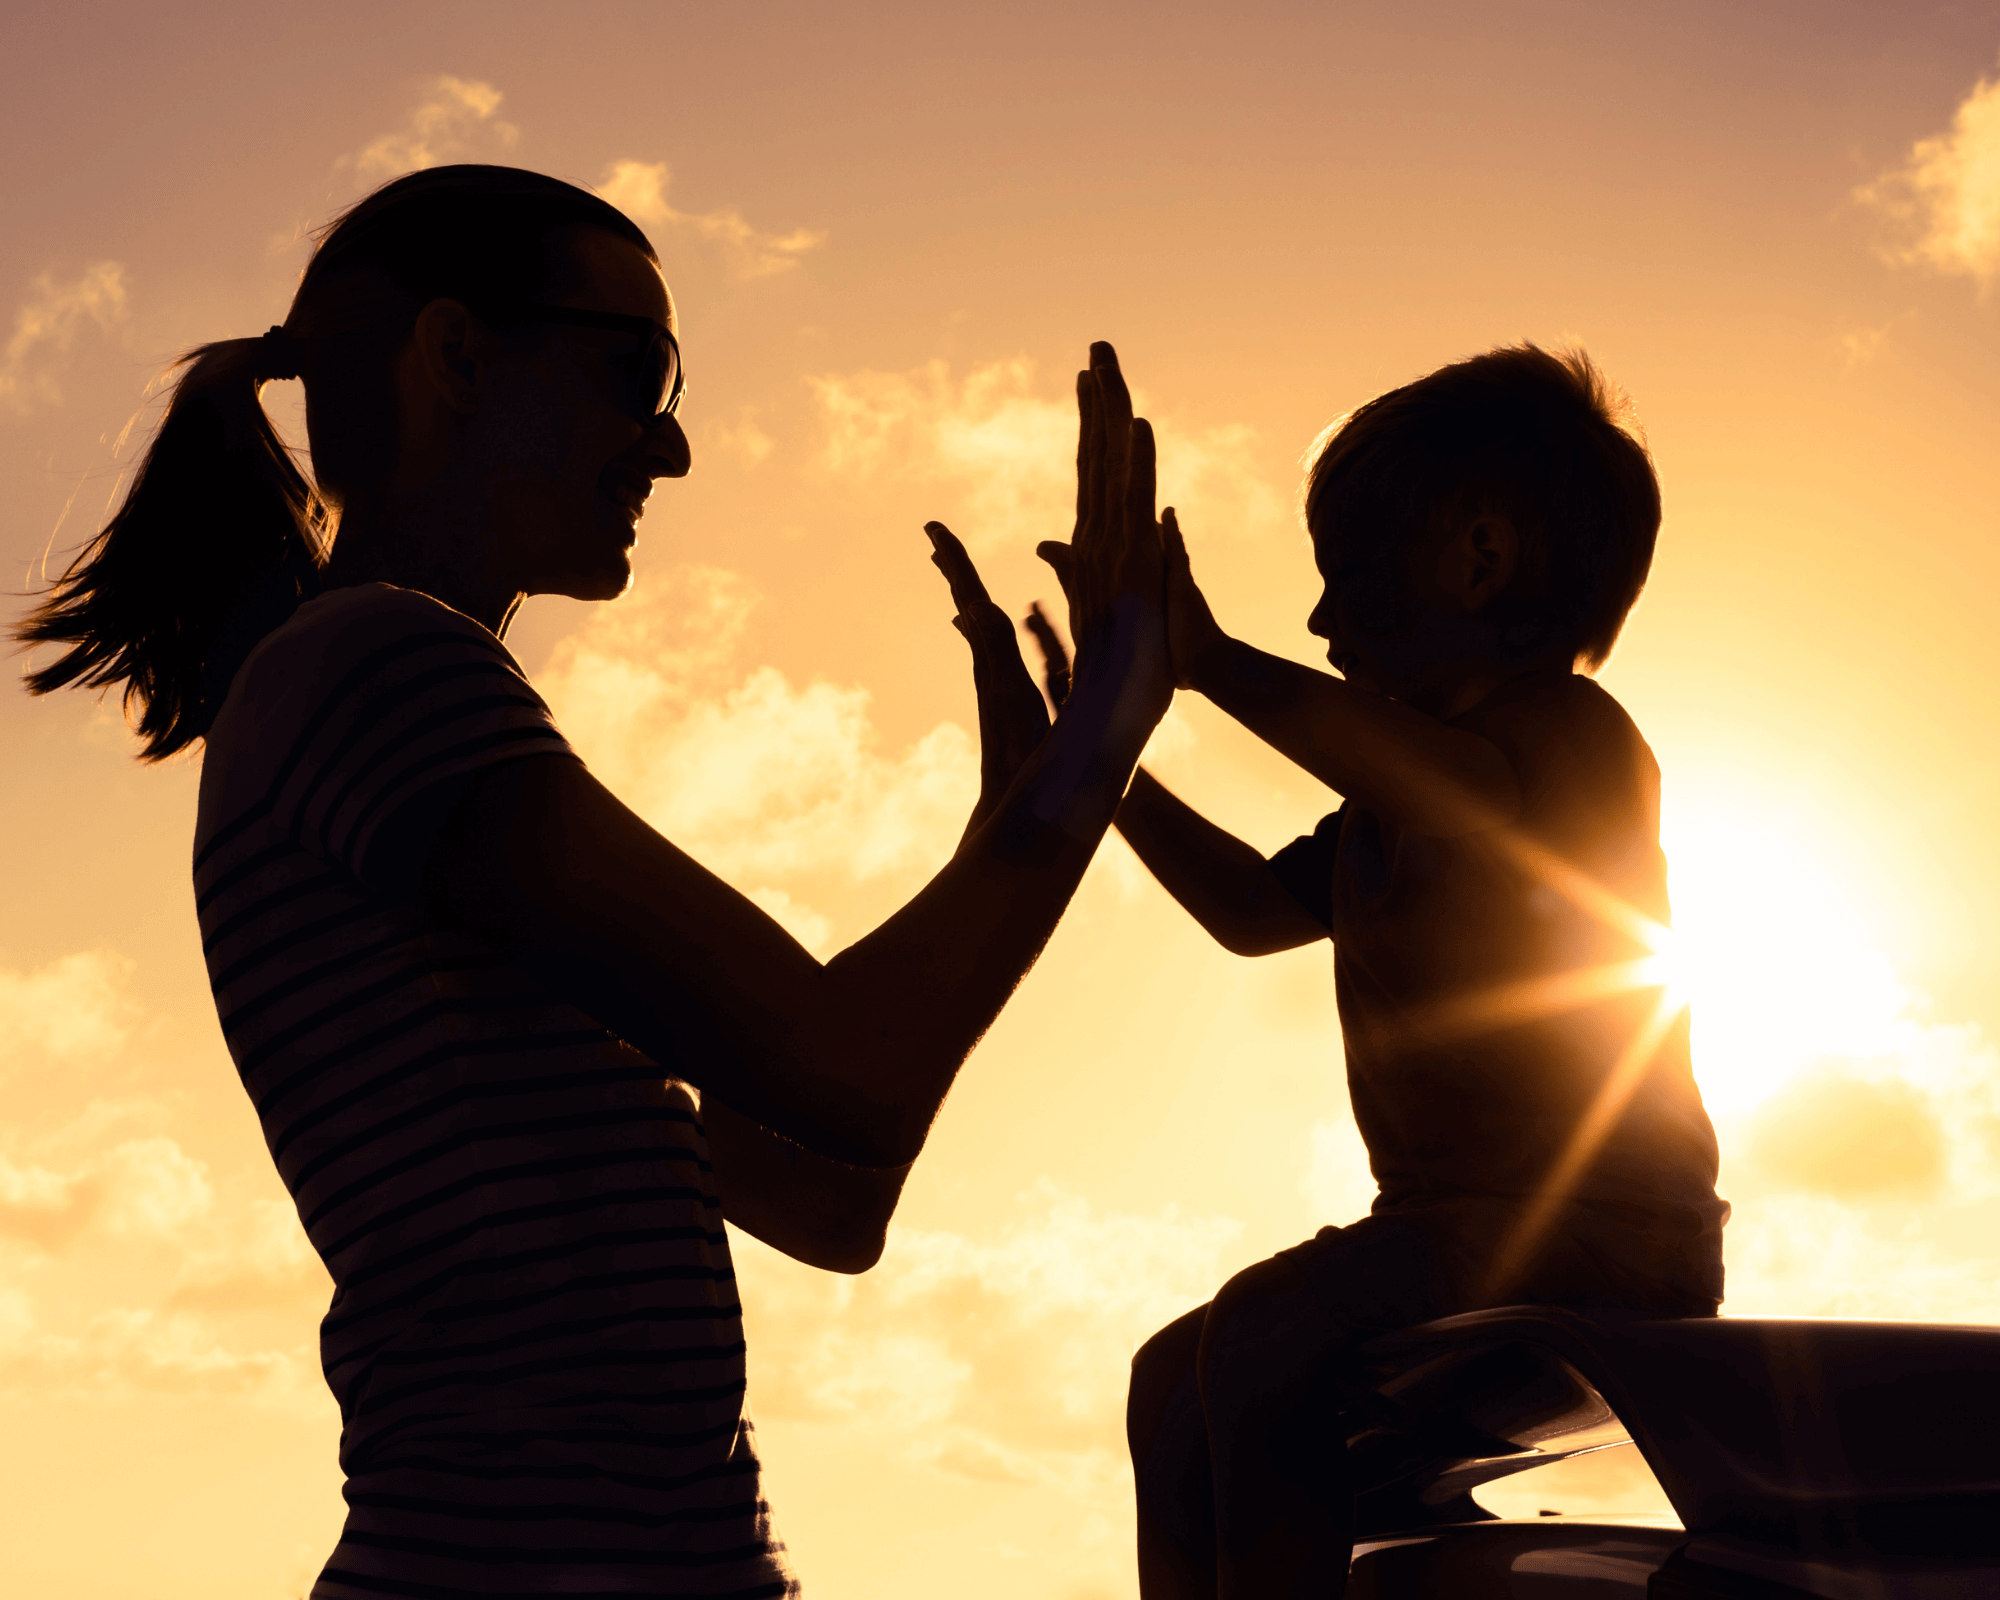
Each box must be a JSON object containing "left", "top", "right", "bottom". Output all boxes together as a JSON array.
[
  {"left": 201, "top": 584, "right": 539, "bottom": 804},
  {"left": 226, "top": 584, "right": 522, "bottom": 716},
  {"left": 267, "top": 581, "right": 508, "bottom": 666}
]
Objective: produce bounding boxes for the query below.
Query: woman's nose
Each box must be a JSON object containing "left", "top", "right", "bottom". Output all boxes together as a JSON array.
[{"left": 647, "top": 414, "right": 692, "bottom": 479}]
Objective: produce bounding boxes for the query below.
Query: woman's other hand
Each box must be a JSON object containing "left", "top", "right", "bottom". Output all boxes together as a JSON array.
[{"left": 925, "top": 520, "right": 1051, "bottom": 839}]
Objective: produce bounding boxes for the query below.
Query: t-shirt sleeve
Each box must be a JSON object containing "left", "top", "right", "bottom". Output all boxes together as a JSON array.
[
  {"left": 1266, "top": 807, "right": 1345, "bottom": 931},
  {"left": 1468, "top": 677, "right": 1661, "bottom": 898},
  {"left": 220, "top": 585, "right": 577, "bottom": 895}
]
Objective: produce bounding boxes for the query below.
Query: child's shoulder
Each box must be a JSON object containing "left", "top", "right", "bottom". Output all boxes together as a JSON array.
[
  {"left": 1463, "top": 671, "right": 1660, "bottom": 844},
  {"left": 1463, "top": 669, "right": 1651, "bottom": 765}
]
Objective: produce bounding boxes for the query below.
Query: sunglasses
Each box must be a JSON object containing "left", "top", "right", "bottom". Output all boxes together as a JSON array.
[{"left": 488, "top": 303, "right": 685, "bottom": 428}]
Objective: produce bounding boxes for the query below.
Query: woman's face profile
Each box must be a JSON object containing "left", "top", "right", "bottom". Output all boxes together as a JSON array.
[{"left": 476, "top": 227, "right": 692, "bottom": 605}]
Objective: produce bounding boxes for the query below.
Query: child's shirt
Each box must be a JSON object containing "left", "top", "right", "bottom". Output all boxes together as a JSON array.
[{"left": 1268, "top": 668, "right": 1726, "bottom": 1299}]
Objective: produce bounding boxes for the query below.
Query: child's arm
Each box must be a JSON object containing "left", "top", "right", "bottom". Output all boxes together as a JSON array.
[
  {"left": 1115, "top": 768, "right": 1329, "bottom": 955},
  {"left": 1162, "top": 513, "right": 1520, "bottom": 838},
  {"left": 1021, "top": 598, "right": 1325, "bottom": 957}
]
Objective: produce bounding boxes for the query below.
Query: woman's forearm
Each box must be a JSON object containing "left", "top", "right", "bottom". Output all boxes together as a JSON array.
[
  {"left": 440, "top": 617, "right": 1171, "bottom": 1170},
  {"left": 798, "top": 604, "right": 1171, "bottom": 1159}
]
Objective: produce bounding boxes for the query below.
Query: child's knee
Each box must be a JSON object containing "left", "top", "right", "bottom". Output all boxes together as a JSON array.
[
  {"left": 1197, "top": 1254, "right": 1324, "bottom": 1397},
  {"left": 1130, "top": 1304, "right": 1206, "bottom": 1415},
  {"left": 1128, "top": 1304, "right": 1209, "bottom": 1470}
]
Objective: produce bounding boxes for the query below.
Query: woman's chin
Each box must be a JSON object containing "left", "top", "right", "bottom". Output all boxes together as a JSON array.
[
  {"left": 577, "top": 564, "right": 634, "bottom": 602},
  {"left": 554, "top": 549, "right": 636, "bottom": 603}
]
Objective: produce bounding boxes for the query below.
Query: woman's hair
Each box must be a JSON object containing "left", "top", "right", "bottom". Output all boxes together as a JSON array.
[
  {"left": 1301, "top": 343, "right": 1661, "bottom": 672},
  {"left": 16, "top": 165, "right": 656, "bottom": 760}
]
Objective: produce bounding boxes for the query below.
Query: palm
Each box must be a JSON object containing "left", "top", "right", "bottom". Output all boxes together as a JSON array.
[{"left": 925, "top": 521, "right": 1052, "bottom": 838}]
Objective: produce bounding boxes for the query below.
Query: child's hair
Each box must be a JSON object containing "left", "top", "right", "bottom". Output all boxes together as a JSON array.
[
  {"left": 15, "top": 165, "right": 655, "bottom": 761},
  {"left": 1301, "top": 343, "right": 1660, "bottom": 671}
]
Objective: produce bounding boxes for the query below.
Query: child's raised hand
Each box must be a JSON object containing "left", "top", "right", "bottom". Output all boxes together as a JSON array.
[{"left": 1162, "top": 507, "right": 1228, "bottom": 691}]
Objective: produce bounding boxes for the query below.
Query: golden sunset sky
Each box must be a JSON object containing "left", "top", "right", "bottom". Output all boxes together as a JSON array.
[{"left": 5, "top": 5, "right": 2000, "bottom": 1597}]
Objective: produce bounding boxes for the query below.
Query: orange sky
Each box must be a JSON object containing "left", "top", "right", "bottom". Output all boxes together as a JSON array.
[{"left": 5, "top": 6, "right": 2000, "bottom": 1597}]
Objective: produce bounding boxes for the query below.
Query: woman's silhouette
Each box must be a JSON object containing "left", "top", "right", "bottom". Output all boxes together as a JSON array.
[{"left": 17, "top": 165, "right": 1172, "bottom": 1598}]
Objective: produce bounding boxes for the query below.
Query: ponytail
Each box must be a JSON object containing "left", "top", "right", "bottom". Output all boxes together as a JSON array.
[
  {"left": 16, "top": 336, "right": 328, "bottom": 761},
  {"left": 18, "top": 164, "right": 657, "bottom": 761}
]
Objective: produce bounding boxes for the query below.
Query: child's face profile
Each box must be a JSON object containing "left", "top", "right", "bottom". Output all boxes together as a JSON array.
[
  {"left": 1306, "top": 522, "right": 1423, "bottom": 697},
  {"left": 1307, "top": 513, "right": 1527, "bottom": 711}
]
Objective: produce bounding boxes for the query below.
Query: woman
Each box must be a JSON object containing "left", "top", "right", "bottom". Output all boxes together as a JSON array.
[{"left": 17, "top": 165, "right": 1171, "bottom": 1598}]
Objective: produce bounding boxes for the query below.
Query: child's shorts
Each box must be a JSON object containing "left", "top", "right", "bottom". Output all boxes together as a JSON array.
[{"left": 1275, "top": 1193, "right": 1722, "bottom": 1352}]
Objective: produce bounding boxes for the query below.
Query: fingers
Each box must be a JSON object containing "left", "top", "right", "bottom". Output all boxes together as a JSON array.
[
  {"left": 1072, "top": 370, "right": 1097, "bottom": 543},
  {"left": 1090, "top": 342, "right": 1134, "bottom": 440},
  {"left": 924, "top": 520, "right": 995, "bottom": 614},
  {"left": 1035, "top": 539, "right": 1078, "bottom": 599},
  {"left": 1125, "top": 416, "right": 1158, "bottom": 550},
  {"left": 1089, "top": 345, "right": 1133, "bottom": 567}
]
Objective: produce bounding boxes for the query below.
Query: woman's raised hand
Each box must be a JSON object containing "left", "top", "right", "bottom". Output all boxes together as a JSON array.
[
  {"left": 925, "top": 520, "right": 1053, "bottom": 838},
  {"left": 1036, "top": 342, "right": 1168, "bottom": 675}
]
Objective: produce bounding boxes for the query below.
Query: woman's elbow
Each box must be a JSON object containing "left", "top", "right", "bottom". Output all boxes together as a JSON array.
[
  {"left": 788, "top": 1209, "right": 890, "bottom": 1274},
  {"left": 820, "top": 1226, "right": 889, "bottom": 1275}
]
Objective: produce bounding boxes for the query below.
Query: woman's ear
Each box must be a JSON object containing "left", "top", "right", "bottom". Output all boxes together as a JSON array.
[
  {"left": 409, "top": 297, "right": 481, "bottom": 415},
  {"left": 1441, "top": 511, "right": 1517, "bottom": 614}
]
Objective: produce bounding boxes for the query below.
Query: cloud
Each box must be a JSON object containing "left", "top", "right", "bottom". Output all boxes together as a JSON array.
[
  {"left": 1658, "top": 802, "right": 2000, "bottom": 1318},
  {"left": 1839, "top": 311, "right": 1914, "bottom": 369},
  {"left": 704, "top": 413, "right": 777, "bottom": 469},
  {"left": 0, "top": 262, "right": 128, "bottom": 414},
  {"left": 0, "top": 1132, "right": 325, "bottom": 1402},
  {"left": 345, "top": 76, "right": 518, "bottom": 184},
  {"left": 1743, "top": 1072, "right": 1946, "bottom": 1198},
  {"left": 1719, "top": 1185, "right": 2000, "bottom": 1325},
  {"left": 0, "top": 1136, "right": 215, "bottom": 1251},
  {"left": 735, "top": 1183, "right": 1242, "bottom": 1485},
  {"left": 0, "top": 1295, "right": 313, "bottom": 1403},
  {"left": 806, "top": 357, "right": 1289, "bottom": 554},
  {"left": 0, "top": 1157, "right": 90, "bottom": 1248},
  {"left": 1857, "top": 55, "right": 2000, "bottom": 288},
  {"left": 598, "top": 159, "right": 826, "bottom": 279},
  {"left": 169, "top": 1197, "right": 328, "bottom": 1313},
  {"left": 0, "top": 950, "right": 134, "bottom": 1065},
  {"left": 535, "top": 566, "right": 980, "bottom": 948},
  {"left": 0, "top": 961, "right": 329, "bottom": 1403}
]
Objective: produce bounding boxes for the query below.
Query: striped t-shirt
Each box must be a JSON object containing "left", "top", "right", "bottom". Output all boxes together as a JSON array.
[{"left": 194, "top": 583, "right": 797, "bottom": 1598}]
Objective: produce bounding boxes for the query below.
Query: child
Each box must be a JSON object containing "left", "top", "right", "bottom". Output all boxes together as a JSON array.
[{"left": 1105, "top": 346, "right": 1727, "bottom": 1599}]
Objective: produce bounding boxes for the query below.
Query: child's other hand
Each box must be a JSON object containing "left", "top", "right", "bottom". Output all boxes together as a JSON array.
[
  {"left": 1024, "top": 601, "right": 1073, "bottom": 710},
  {"left": 1162, "top": 508, "right": 1228, "bottom": 691}
]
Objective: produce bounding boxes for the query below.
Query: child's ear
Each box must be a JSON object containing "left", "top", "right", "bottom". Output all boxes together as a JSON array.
[{"left": 1446, "top": 512, "right": 1517, "bottom": 613}]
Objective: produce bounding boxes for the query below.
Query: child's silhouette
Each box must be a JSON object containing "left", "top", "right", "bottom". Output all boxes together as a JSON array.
[{"left": 1049, "top": 346, "right": 1728, "bottom": 1599}]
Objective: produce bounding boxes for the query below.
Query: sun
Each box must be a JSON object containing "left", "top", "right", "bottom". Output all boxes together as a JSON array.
[{"left": 1657, "top": 797, "right": 1914, "bottom": 1116}]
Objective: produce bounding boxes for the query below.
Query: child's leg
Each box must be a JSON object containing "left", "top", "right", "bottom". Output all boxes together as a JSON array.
[
  {"left": 1189, "top": 1210, "right": 1470, "bottom": 1599},
  {"left": 1128, "top": 1306, "right": 1216, "bottom": 1600},
  {"left": 1197, "top": 1253, "right": 1355, "bottom": 1600}
]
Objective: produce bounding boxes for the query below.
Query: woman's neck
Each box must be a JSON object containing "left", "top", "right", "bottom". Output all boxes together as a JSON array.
[{"left": 322, "top": 501, "right": 522, "bottom": 638}]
